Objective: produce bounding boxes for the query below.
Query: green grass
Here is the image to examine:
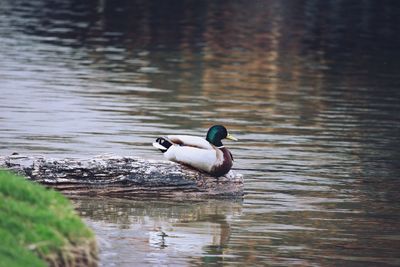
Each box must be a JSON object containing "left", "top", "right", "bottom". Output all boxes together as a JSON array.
[{"left": 0, "top": 170, "right": 95, "bottom": 267}]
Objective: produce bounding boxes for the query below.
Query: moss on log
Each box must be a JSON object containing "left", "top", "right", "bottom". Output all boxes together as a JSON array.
[{"left": 0, "top": 154, "right": 244, "bottom": 199}]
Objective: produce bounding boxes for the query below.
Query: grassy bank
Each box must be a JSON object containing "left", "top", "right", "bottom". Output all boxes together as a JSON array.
[{"left": 0, "top": 170, "right": 97, "bottom": 267}]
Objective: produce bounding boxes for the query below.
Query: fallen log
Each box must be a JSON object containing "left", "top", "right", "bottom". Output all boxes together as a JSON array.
[{"left": 0, "top": 154, "right": 244, "bottom": 199}]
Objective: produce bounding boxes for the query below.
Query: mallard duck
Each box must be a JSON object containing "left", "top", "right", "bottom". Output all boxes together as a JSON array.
[{"left": 152, "top": 125, "right": 238, "bottom": 177}]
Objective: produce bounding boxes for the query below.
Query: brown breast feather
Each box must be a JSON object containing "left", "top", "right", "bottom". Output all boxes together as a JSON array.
[{"left": 210, "top": 147, "right": 233, "bottom": 177}]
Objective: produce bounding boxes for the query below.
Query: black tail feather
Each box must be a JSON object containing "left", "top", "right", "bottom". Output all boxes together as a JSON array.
[{"left": 155, "top": 137, "right": 172, "bottom": 152}]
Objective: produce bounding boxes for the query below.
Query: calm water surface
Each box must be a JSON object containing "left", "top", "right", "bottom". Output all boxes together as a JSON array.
[{"left": 1, "top": 0, "right": 400, "bottom": 266}]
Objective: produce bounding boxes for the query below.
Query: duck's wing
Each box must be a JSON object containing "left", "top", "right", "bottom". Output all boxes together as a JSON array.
[
  {"left": 164, "top": 145, "right": 219, "bottom": 173},
  {"left": 167, "top": 135, "right": 213, "bottom": 150}
]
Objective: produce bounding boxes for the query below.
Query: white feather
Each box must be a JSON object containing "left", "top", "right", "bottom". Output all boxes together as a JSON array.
[
  {"left": 164, "top": 145, "right": 218, "bottom": 173},
  {"left": 152, "top": 142, "right": 166, "bottom": 150},
  {"left": 167, "top": 135, "right": 213, "bottom": 149}
]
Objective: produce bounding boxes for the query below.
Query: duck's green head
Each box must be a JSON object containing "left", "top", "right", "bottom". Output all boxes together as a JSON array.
[{"left": 206, "top": 125, "right": 238, "bottom": 147}]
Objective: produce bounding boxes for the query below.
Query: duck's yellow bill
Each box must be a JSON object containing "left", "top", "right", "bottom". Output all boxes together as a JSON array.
[{"left": 226, "top": 133, "right": 238, "bottom": 141}]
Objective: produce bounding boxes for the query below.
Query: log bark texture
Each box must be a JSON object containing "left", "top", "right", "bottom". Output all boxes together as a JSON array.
[{"left": 0, "top": 154, "right": 244, "bottom": 199}]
